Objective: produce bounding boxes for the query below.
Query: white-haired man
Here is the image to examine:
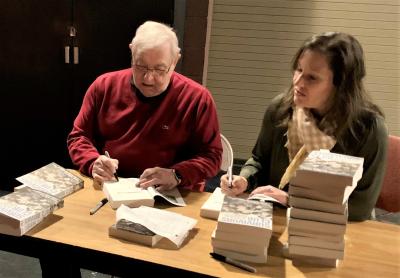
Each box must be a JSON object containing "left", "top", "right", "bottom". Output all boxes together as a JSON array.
[{"left": 67, "top": 21, "right": 222, "bottom": 191}]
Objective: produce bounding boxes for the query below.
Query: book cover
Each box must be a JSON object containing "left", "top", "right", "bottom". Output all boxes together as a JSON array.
[
  {"left": 0, "top": 187, "right": 63, "bottom": 236},
  {"left": 109, "top": 220, "right": 163, "bottom": 247},
  {"left": 288, "top": 195, "right": 347, "bottom": 214},
  {"left": 217, "top": 196, "right": 273, "bottom": 237},
  {"left": 16, "top": 162, "right": 84, "bottom": 199},
  {"left": 288, "top": 235, "right": 345, "bottom": 251},
  {"left": 290, "top": 150, "right": 364, "bottom": 191},
  {"left": 103, "top": 178, "right": 186, "bottom": 209},
  {"left": 290, "top": 207, "right": 348, "bottom": 225}
]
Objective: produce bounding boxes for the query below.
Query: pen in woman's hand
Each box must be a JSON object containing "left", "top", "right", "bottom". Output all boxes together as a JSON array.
[
  {"left": 104, "top": 151, "right": 119, "bottom": 181},
  {"left": 227, "top": 166, "right": 233, "bottom": 188}
]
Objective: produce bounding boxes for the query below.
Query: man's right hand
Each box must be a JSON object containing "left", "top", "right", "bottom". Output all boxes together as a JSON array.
[
  {"left": 92, "top": 154, "right": 119, "bottom": 184},
  {"left": 220, "top": 174, "right": 248, "bottom": 196}
]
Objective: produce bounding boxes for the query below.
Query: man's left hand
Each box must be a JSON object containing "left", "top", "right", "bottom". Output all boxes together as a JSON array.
[{"left": 137, "top": 167, "right": 179, "bottom": 191}]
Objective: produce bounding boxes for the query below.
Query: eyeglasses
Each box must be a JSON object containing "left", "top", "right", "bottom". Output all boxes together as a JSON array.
[{"left": 133, "top": 64, "right": 171, "bottom": 77}]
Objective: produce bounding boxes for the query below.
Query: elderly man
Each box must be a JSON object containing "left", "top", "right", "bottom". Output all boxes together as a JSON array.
[{"left": 67, "top": 21, "right": 222, "bottom": 191}]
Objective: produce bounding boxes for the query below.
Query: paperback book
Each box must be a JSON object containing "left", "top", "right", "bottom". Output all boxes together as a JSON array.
[
  {"left": 0, "top": 187, "right": 63, "bottom": 236},
  {"left": 16, "top": 162, "right": 84, "bottom": 199},
  {"left": 109, "top": 219, "right": 163, "bottom": 247}
]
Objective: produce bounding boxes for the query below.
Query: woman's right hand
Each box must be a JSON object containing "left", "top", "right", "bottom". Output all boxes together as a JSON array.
[{"left": 220, "top": 174, "right": 248, "bottom": 196}]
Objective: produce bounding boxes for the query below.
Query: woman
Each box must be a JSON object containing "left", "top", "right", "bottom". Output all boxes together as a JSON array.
[{"left": 221, "top": 32, "right": 388, "bottom": 221}]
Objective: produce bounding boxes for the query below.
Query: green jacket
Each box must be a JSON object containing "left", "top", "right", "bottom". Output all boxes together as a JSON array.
[{"left": 240, "top": 94, "right": 388, "bottom": 221}]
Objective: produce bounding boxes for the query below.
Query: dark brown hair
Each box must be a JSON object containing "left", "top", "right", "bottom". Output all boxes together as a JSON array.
[{"left": 277, "top": 32, "right": 384, "bottom": 147}]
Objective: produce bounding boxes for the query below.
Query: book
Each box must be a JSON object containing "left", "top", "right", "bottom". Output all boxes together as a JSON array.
[
  {"left": 211, "top": 230, "right": 269, "bottom": 255},
  {"left": 0, "top": 187, "right": 63, "bottom": 236},
  {"left": 282, "top": 243, "right": 339, "bottom": 267},
  {"left": 289, "top": 184, "right": 350, "bottom": 204},
  {"left": 16, "top": 162, "right": 84, "bottom": 199},
  {"left": 289, "top": 207, "right": 348, "bottom": 225},
  {"left": 116, "top": 205, "right": 197, "bottom": 248},
  {"left": 214, "top": 229, "right": 269, "bottom": 246},
  {"left": 200, "top": 187, "right": 225, "bottom": 219},
  {"left": 212, "top": 247, "right": 268, "bottom": 264},
  {"left": 288, "top": 235, "right": 345, "bottom": 251},
  {"left": 288, "top": 244, "right": 344, "bottom": 260},
  {"left": 287, "top": 217, "right": 346, "bottom": 237},
  {"left": 216, "top": 196, "right": 273, "bottom": 237},
  {"left": 288, "top": 195, "right": 347, "bottom": 214},
  {"left": 103, "top": 178, "right": 186, "bottom": 209},
  {"left": 109, "top": 219, "right": 163, "bottom": 247},
  {"left": 200, "top": 187, "right": 280, "bottom": 220},
  {"left": 290, "top": 150, "right": 364, "bottom": 194}
]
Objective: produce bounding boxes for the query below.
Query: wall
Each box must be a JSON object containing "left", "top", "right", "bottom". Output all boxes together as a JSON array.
[{"left": 205, "top": 0, "right": 400, "bottom": 159}]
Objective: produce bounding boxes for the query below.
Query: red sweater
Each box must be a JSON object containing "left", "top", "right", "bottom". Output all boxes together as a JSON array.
[{"left": 67, "top": 69, "right": 222, "bottom": 191}]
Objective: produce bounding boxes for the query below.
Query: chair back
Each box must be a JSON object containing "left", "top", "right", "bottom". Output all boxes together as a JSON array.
[
  {"left": 220, "top": 134, "right": 234, "bottom": 172},
  {"left": 376, "top": 135, "right": 400, "bottom": 212}
]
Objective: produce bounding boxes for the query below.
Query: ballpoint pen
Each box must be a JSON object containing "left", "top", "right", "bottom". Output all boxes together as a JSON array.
[
  {"left": 210, "top": 252, "right": 257, "bottom": 273},
  {"left": 89, "top": 198, "right": 108, "bottom": 215},
  {"left": 104, "top": 151, "right": 119, "bottom": 181},
  {"left": 227, "top": 166, "right": 233, "bottom": 189}
]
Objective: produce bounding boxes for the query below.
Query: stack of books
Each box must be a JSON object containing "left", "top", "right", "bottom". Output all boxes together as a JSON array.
[
  {"left": 0, "top": 162, "right": 83, "bottom": 236},
  {"left": 286, "top": 150, "right": 364, "bottom": 267},
  {"left": 211, "top": 196, "right": 273, "bottom": 263}
]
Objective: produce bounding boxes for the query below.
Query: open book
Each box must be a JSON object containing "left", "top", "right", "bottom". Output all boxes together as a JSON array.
[{"left": 103, "top": 178, "right": 186, "bottom": 209}]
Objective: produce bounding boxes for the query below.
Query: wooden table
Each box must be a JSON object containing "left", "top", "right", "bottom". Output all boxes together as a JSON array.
[{"left": 0, "top": 172, "right": 399, "bottom": 277}]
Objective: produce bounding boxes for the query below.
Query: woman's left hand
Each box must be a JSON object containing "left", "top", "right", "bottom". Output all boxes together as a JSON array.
[{"left": 249, "top": 185, "right": 288, "bottom": 206}]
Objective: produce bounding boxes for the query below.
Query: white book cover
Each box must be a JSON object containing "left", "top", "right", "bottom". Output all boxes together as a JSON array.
[
  {"left": 217, "top": 196, "right": 273, "bottom": 236},
  {"left": 290, "top": 150, "right": 364, "bottom": 191},
  {"left": 103, "top": 178, "right": 186, "bottom": 209}
]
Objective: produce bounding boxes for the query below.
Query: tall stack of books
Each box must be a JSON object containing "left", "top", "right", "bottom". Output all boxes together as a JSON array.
[
  {"left": 287, "top": 150, "right": 364, "bottom": 267},
  {"left": 211, "top": 196, "right": 273, "bottom": 263}
]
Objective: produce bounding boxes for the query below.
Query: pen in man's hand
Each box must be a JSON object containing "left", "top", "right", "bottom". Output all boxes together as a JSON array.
[
  {"left": 210, "top": 252, "right": 256, "bottom": 273},
  {"left": 227, "top": 166, "right": 233, "bottom": 189},
  {"left": 89, "top": 198, "right": 108, "bottom": 215},
  {"left": 104, "top": 151, "right": 119, "bottom": 181}
]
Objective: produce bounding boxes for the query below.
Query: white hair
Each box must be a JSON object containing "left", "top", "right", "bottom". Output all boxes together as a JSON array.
[{"left": 130, "top": 21, "right": 180, "bottom": 62}]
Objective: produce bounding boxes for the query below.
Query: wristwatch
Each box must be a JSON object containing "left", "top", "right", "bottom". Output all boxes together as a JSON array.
[{"left": 172, "top": 169, "right": 182, "bottom": 185}]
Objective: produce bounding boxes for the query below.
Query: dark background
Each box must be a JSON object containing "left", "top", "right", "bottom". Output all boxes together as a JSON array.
[{"left": 0, "top": 0, "right": 174, "bottom": 190}]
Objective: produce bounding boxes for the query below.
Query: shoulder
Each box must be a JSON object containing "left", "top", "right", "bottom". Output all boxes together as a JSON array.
[
  {"left": 263, "top": 93, "right": 286, "bottom": 120},
  {"left": 171, "top": 72, "right": 214, "bottom": 103}
]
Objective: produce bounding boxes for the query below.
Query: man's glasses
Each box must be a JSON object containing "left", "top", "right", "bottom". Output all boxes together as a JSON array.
[{"left": 133, "top": 64, "right": 171, "bottom": 77}]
